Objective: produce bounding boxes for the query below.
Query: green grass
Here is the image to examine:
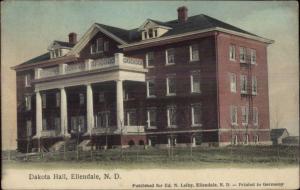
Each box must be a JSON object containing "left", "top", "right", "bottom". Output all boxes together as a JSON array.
[{"left": 2, "top": 145, "right": 299, "bottom": 169}]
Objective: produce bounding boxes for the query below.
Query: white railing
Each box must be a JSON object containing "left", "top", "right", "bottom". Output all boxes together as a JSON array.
[
  {"left": 91, "top": 57, "right": 115, "bottom": 69},
  {"left": 40, "top": 67, "right": 59, "bottom": 78},
  {"left": 35, "top": 53, "right": 144, "bottom": 79},
  {"left": 41, "top": 130, "right": 57, "bottom": 137},
  {"left": 123, "top": 57, "right": 143, "bottom": 65},
  {"left": 65, "top": 62, "right": 85, "bottom": 74}
]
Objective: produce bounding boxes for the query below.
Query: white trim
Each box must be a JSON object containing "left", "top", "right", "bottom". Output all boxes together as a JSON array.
[
  {"left": 241, "top": 106, "right": 249, "bottom": 126},
  {"left": 25, "top": 74, "right": 31, "bottom": 87},
  {"left": 189, "top": 44, "right": 199, "bottom": 62},
  {"left": 138, "top": 19, "right": 172, "bottom": 31},
  {"left": 229, "top": 44, "right": 236, "bottom": 61},
  {"left": 252, "top": 76, "right": 257, "bottom": 95},
  {"left": 240, "top": 74, "right": 248, "bottom": 94},
  {"left": 229, "top": 73, "right": 237, "bottom": 93},
  {"left": 230, "top": 105, "right": 238, "bottom": 125},
  {"left": 239, "top": 46, "right": 246, "bottom": 63},
  {"left": 146, "top": 108, "right": 157, "bottom": 129},
  {"left": 250, "top": 48, "right": 257, "bottom": 64},
  {"left": 253, "top": 107, "right": 259, "bottom": 126},
  {"left": 145, "top": 52, "right": 154, "bottom": 68},
  {"left": 146, "top": 79, "right": 156, "bottom": 98}
]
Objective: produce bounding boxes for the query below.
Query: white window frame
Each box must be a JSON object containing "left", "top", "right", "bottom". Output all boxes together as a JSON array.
[
  {"left": 190, "top": 70, "right": 201, "bottom": 93},
  {"left": 253, "top": 107, "right": 258, "bottom": 126},
  {"left": 239, "top": 47, "right": 246, "bottom": 63},
  {"left": 90, "top": 43, "right": 96, "bottom": 54},
  {"left": 146, "top": 52, "right": 154, "bottom": 67},
  {"left": 147, "top": 108, "right": 157, "bottom": 129},
  {"left": 229, "top": 73, "right": 237, "bottom": 93},
  {"left": 229, "top": 44, "right": 236, "bottom": 61},
  {"left": 165, "top": 48, "right": 175, "bottom": 65},
  {"left": 240, "top": 75, "right": 248, "bottom": 94},
  {"left": 250, "top": 49, "right": 256, "bottom": 64},
  {"left": 25, "top": 95, "right": 32, "bottom": 111},
  {"left": 167, "top": 106, "right": 177, "bottom": 128},
  {"left": 230, "top": 105, "right": 238, "bottom": 125},
  {"left": 166, "top": 74, "right": 176, "bottom": 96},
  {"left": 25, "top": 74, "right": 31, "bottom": 87},
  {"left": 241, "top": 106, "right": 249, "bottom": 126},
  {"left": 56, "top": 92, "right": 60, "bottom": 107},
  {"left": 189, "top": 44, "right": 199, "bottom": 61},
  {"left": 126, "top": 109, "right": 137, "bottom": 126},
  {"left": 42, "top": 94, "right": 46, "bottom": 109},
  {"left": 146, "top": 79, "right": 156, "bottom": 98},
  {"left": 191, "top": 104, "right": 202, "bottom": 127},
  {"left": 252, "top": 76, "right": 257, "bottom": 95}
]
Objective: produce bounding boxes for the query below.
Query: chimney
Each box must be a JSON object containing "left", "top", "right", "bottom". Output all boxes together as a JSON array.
[
  {"left": 177, "top": 6, "right": 188, "bottom": 23},
  {"left": 68, "top": 32, "right": 77, "bottom": 45}
]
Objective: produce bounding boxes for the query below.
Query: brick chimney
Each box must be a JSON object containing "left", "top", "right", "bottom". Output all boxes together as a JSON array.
[
  {"left": 177, "top": 6, "right": 188, "bottom": 23},
  {"left": 68, "top": 32, "right": 77, "bottom": 45}
]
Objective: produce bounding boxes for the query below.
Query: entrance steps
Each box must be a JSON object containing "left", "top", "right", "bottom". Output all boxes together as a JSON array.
[{"left": 78, "top": 140, "right": 92, "bottom": 151}]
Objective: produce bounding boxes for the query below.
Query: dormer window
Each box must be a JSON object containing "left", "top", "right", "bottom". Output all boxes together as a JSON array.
[
  {"left": 90, "top": 37, "right": 109, "bottom": 54},
  {"left": 50, "top": 49, "right": 62, "bottom": 59},
  {"left": 139, "top": 19, "right": 172, "bottom": 40}
]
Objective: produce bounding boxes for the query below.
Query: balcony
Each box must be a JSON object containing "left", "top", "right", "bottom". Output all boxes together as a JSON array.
[{"left": 35, "top": 53, "right": 144, "bottom": 80}]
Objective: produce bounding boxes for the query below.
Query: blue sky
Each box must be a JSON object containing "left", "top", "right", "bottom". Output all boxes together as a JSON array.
[{"left": 1, "top": 1, "right": 299, "bottom": 149}]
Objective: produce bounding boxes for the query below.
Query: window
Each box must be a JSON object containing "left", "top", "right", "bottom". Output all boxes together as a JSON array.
[
  {"left": 167, "top": 106, "right": 177, "bottom": 127},
  {"left": 125, "top": 110, "right": 137, "bottom": 126},
  {"left": 250, "top": 49, "right": 256, "bottom": 64},
  {"left": 25, "top": 74, "right": 31, "bottom": 87},
  {"left": 147, "top": 109, "right": 157, "bottom": 128},
  {"left": 104, "top": 41, "right": 109, "bottom": 52},
  {"left": 42, "top": 118, "right": 47, "bottom": 130},
  {"left": 254, "top": 135, "right": 259, "bottom": 144},
  {"left": 148, "top": 29, "right": 153, "bottom": 38},
  {"left": 230, "top": 106, "right": 238, "bottom": 125},
  {"left": 42, "top": 94, "right": 46, "bottom": 109},
  {"left": 154, "top": 30, "right": 158, "bottom": 37},
  {"left": 51, "top": 49, "right": 62, "bottom": 58},
  {"left": 166, "top": 48, "right": 175, "bottom": 65},
  {"left": 190, "top": 44, "right": 199, "bottom": 61},
  {"left": 241, "top": 106, "right": 249, "bottom": 125},
  {"left": 144, "top": 32, "right": 147, "bottom": 39},
  {"left": 229, "top": 73, "right": 237, "bottom": 93},
  {"left": 252, "top": 76, "right": 257, "bottom": 95},
  {"left": 26, "top": 120, "right": 32, "bottom": 137},
  {"left": 96, "top": 38, "right": 104, "bottom": 52},
  {"left": 95, "top": 112, "right": 109, "bottom": 128},
  {"left": 229, "top": 45, "right": 236, "bottom": 61},
  {"left": 168, "top": 137, "right": 177, "bottom": 146},
  {"left": 98, "top": 92, "right": 105, "bottom": 102},
  {"left": 239, "top": 47, "right": 246, "bottom": 63},
  {"left": 244, "top": 134, "right": 249, "bottom": 145},
  {"left": 233, "top": 135, "right": 238, "bottom": 145},
  {"left": 56, "top": 92, "right": 60, "bottom": 107},
  {"left": 71, "top": 116, "right": 85, "bottom": 132},
  {"left": 146, "top": 79, "right": 155, "bottom": 98},
  {"left": 79, "top": 93, "right": 84, "bottom": 105},
  {"left": 191, "top": 70, "right": 201, "bottom": 93},
  {"left": 253, "top": 107, "right": 258, "bottom": 126},
  {"left": 54, "top": 117, "right": 60, "bottom": 130},
  {"left": 240, "top": 75, "right": 248, "bottom": 94},
  {"left": 146, "top": 52, "right": 154, "bottom": 67},
  {"left": 191, "top": 104, "right": 201, "bottom": 126},
  {"left": 166, "top": 75, "right": 176, "bottom": 95},
  {"left": 90, "top": 44, "right": 96, "bottom": 54},
  {"left": 25, "top": 96, "right": 31, "bottom": 111}
]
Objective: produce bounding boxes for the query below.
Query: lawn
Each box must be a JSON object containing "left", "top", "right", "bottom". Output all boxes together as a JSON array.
[{"left": 2, "top": 145, "right": 299, "bottom": 169}]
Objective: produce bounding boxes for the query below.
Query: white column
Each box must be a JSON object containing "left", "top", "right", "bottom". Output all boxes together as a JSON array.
[
  {"left": 60, "top": 88, "right": 70, "bottom": 137},
  {"left": 116, "top": 80, "right": 124, "bottom": 129},
  {"left": 86, "top": 84, "right": 94, "bottom": 134},
  {"left": 114, "top": 53, "right": 124, "bottom": 66},
  {"left": 35, "top": 91, "right": 42, "bottom": 138}
]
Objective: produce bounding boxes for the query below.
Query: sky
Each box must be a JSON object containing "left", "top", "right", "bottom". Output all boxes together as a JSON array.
[{"left": 1, "top": 1, "right": 299, "bottom": 150}]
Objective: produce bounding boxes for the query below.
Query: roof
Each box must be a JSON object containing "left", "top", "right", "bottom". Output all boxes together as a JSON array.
[
  {"left": 270, "top": 128, "right": 289, "bottom": 139},
  {"left": 94, "top": 14, "right": 260, "bottom": 43},
  {"left": 53, "top": 40, "right": 75, "bottom": 48},
  {"left": 18, "top": 52, "right": 50, "bottom": 66}
]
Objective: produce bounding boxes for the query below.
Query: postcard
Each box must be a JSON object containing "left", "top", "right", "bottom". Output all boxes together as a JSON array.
[{"left": 1, "top": 1, "right": 299, "bottom": 189}]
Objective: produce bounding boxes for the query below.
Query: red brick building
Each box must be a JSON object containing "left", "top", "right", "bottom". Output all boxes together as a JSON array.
[{"left": 13, "top": 7, "right": 273, "bottom": 152}]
